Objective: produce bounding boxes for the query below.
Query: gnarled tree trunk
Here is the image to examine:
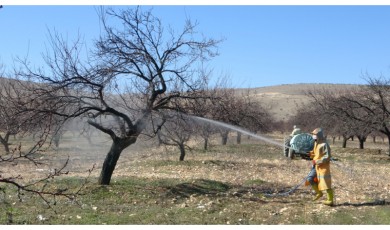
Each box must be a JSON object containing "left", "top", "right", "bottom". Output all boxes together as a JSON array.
[
  {"left": 221, "top": 131, "right": 229, "bottom": 145},
  {"left": 236, "top": 132, "right": 242, "bottom": 144},
  {"left": 342, "top": 136, "right": 348, "bottom": 148},
  {"left": 98, "top": 137, "right": 137, "bottom": 185},
  {"left": 179, "top": 143, "right": 186, "bottom": 161},
  {"left": 0, "top": 133, "right": 11, "bottom": 154},
  {"left": 357, "top": 136, "right": 366, "bottom": 149},
  {"left": 387, "top": 135, "right": 390, "bottom": 156},
  {"left": 203, "top": 137, "right": 209, "bottom": 150}
]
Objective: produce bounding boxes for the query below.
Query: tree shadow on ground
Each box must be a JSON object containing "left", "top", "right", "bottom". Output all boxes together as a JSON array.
[
  {"left": 336, "top": 199, "right": 390, "bottom": 207},
  {"left": 162, "top": 178, "right": 287, "bottom": 204},
  {"left": 163, "top": 179, "right": 231, "bottom": 198},
  {"left": 163, "top": 179, "right": 390, "bottom": 208}
]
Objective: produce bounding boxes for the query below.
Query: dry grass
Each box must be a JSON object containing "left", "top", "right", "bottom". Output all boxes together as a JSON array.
[{"left": 1, "top": 132, "right": 390, "bottom": 224}]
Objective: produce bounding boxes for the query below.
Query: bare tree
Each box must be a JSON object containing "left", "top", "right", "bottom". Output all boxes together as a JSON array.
[
  {"left": 232, "top": 89, "right": 273, "bottom": 144},
  {"left": 183, "top": 74, "right": 225, "bottom": 150},
  {"left": 343, "top": 75, "right": 390, "bottom": 154},
  {"left": 157, "top": 112, "right": 194, "bottom": 161},
  {"left": 0, "top": 73, "right": 92, "bottom": 213},
  {"left": 208, "top": 87, "right": 235, "bottom": 145},
  {"left": 0, "top": 90, "right": 19, "bottom": 154},
  {"left": 305, "top": 84, "right": 376, "bottom": 149},
  {"left": 209, "top": 87, "right": 273, "bottom": 145},
  {"left": 0, "top": 78, "right": 47, "bottom": 154},
  {"left": 0, "top": 73, "right": 19, "bottom": 154},
  {"left": 16, "top": 7, "right": 221, "bottom": 185},
  {"left": 0, "top": 100, "right": 89, "bottom": 213},
  {"left": 292, "top": 88, "right": 352, "bottom": 147},
  {"left": 180, "top": 93, "right": 216, "bottom": 150},
  {"left": 190, "top": 95, "right": 217, "bottom": 150}
]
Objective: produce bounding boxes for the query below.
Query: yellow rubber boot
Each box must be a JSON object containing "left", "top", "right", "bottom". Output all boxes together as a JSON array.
[
  {"left": 323, "top": 189, "right": 334, "bottom": 206},
  {"left": 311, "top": 184, "right": 323, "bottom": 201}
]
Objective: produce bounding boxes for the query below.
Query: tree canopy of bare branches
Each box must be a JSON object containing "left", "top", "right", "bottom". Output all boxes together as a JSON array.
[
  {"left": 299, "top": 79, "right": 390, "bottom": 152},
  {"left": 15, "top": 7, "right": 221, "bottom": 185}
]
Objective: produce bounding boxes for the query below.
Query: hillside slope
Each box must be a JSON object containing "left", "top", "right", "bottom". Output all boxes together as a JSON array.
[
  {"left": 0, "top": 78, "right": 359, "bottom": 122},
  {"left": 240, "top": 83, "right": 360, "bottom": 121}
]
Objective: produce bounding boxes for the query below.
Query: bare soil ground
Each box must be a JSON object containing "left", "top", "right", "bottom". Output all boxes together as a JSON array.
[{"left": 2, "top": 132, "right": 390, "bottom": 224}]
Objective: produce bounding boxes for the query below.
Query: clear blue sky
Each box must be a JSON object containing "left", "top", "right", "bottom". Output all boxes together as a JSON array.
[{"left": 2, "top": 5, "right": 390, "bottom": 88}]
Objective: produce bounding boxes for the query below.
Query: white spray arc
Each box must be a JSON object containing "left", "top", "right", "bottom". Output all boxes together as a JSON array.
[
  {"left": 191, "top": 116, "right": 286, "bottom": 149},
  {"left": 192, "top": 116, "right": 351, "bottom": 173}
]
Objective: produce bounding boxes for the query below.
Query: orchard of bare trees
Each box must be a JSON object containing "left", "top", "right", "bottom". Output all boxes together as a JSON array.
[
  {"left": 290, "top": 77, "right": 390, "bottom": 154},
  {"left": 2, "top": 6, "right": 390, "bottom": 210},
  {"left": 0, "top": 5, "right": 274, "bottom": 204}
]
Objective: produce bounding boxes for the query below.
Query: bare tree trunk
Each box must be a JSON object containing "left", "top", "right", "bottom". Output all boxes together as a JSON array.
[
  {"left": 98, "top": 137, "right": 136, "bottom": 185},
  {"left": 0, "top": 133, "right": 10, "bottom": 154},
  {"left": 359, "top": 141, "right": 364, "bottom": 149},
  {"left": 236, "top": 132, "right": 241, "bottom": 144},
  {"left": 342, "top": 137, "right": 348, "bottom": 148},
  {"left": 203, "top": 137, "right": 208, "bottom": 150},
  {"left": 157, "top": 131, "right": 163, "bottom": 147},
  {"left": 1, "top": 140, "right": 10, "bottom": 154},
  {"left": 221, "top": 131, "right": 229, "bottom": 145},
  {"left": 179, "top": 144, "right": 186, "bottom": 161},
  {"left": 357, "top": 137, "right": 365, "bottom": 149},
  {"left": 387, "top": 135, "right": 390, "bottom": 156}
]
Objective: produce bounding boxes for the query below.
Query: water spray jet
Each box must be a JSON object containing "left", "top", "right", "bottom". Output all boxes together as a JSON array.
[
  {"left": 187, "top": 115, "right": 379, "bottom": 202},
  {"left": 189, "top": 115, "right": 357, "bottom": 197},
  {"left": 191, "top": 116, "right": 287, "bottom": 149}
]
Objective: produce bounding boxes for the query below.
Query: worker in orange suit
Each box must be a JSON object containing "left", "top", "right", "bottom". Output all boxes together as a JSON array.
[{"left": 307, "top": 128, "right": 334, "bottom": 206}]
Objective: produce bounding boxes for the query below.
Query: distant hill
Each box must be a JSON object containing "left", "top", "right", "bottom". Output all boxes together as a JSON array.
[
  {"left": 0, "top": 78, "right": 360, "bottom": 123},
  {"left": 236, "top": 83, "right": 360, "bottom": 122}
]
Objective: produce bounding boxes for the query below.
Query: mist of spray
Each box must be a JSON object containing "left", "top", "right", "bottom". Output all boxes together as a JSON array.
[
  {"left": 191, "top": 116, "right": 356, "bottom": 175},
  {"left": 191, "top": 116, "right": 286, "bottom": 149}
]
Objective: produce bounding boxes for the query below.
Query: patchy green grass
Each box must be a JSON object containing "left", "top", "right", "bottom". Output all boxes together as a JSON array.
[
  {"left": 0, "top": 177, "right": 256, "bottom": 224},
  {"left": 2, "top": 142, "right": 390, "bottom": 225},
  {"left": 3, "top": 172, "right": 390, "bottom": 225}
]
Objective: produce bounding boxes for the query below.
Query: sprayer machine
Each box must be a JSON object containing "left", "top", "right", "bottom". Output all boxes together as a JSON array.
[{"left": 284, "top": 133, "right": 315, "bottom": 159}]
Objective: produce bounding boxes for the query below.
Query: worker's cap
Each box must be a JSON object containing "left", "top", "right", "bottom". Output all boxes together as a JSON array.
[
  {"left": 292, "top": 128, "right": 302, "bottom": 136},
  {"left": 311, "top": 128, "right": 323, "bottom": 135}
]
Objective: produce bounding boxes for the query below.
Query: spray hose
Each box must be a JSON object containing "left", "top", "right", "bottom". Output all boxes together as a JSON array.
[
  {"left": 262, "top": 157, "right": 351, "bottom": 198},
  {"left": 263, "top": 170, "right": 311, "bottom": 197}
]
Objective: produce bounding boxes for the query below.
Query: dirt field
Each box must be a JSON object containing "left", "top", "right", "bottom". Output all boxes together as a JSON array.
[{"left": 2, "top": 131, "right": 390, "bottom": 224}]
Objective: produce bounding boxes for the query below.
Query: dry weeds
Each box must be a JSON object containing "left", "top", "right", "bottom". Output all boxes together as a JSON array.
[{"left": 2, "top": 133, "right": 390, "bottom": 224}]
